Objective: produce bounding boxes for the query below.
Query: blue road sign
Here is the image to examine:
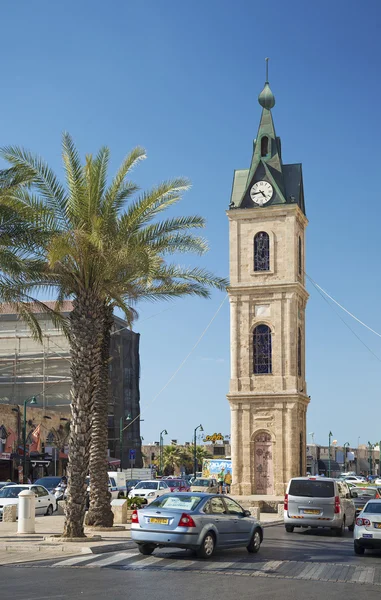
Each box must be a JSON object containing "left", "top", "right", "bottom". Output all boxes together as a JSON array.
[{"left": 129, "top": 449, "right": 136, "bottom": 460}]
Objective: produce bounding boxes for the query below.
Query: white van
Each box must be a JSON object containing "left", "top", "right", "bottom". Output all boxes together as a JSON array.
[{"left": 108, "top": 471, "right": 127, "bottom": 496}]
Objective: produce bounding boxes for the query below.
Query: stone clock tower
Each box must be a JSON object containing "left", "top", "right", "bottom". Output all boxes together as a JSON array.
[{"left": 227, "top": 71, "right": 309, "bottom": 496}]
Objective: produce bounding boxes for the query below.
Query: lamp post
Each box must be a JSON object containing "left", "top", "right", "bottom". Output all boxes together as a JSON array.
[
  {"left": 368, "top": 441, "right": 374, "bottom": 476},
  {"left": 328, "top": 431, "right": 333, "bottom": 477},
  {"left": 343, "top": 442, "right": 350, "bottom": 473},
  {"left": 193, "top": 424, "right": 204, "bottom": 477},
  {"left": 119, "top": 414, "right": 132, "bottom": 470},
  {"left": 22, "top": 396, "right": 37, "bottom": 482},
  {"left": 159, "top": 430, "right": 168, "bottom": 475}
]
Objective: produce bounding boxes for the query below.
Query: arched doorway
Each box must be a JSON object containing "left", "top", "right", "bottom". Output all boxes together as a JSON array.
[{"left": 254, "top": 432, "right": 274, "bottom": 494}]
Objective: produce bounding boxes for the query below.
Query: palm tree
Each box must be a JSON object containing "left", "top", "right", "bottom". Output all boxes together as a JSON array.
[
  {"left": 0, "top": 134, "right": 227, "bottom": 537},
  {"left": 163, "top": 445, "right": 183, "bottom": 474}
]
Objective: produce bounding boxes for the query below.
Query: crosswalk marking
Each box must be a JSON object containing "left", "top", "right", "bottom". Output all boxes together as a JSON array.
[
  {"left": 85, "top": 551, "right": 138, "bottom": 568},
  {"left": 39, "top": 551, "right": 381, "bottom": 586},
  {"left": 52, "top": 554, "right": 102, "bottom": 567}
]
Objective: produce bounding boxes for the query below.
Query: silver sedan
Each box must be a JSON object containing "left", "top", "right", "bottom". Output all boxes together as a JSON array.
[{"left": 130, "top": 492, "right": 263, "bottom": 559}]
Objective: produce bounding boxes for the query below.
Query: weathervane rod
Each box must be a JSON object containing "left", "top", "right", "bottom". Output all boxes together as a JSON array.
[{"left": 265, "top": 57, "right": 269, "bottom": 83}]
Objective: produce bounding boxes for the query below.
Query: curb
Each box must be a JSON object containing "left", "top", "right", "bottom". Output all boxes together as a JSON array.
[{"left": 262, "top": 519, "right": 283, "bottom": 528}]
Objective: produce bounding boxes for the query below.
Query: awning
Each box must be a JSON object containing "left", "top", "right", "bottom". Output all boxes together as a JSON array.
[
  {"left": 317, "top": 459, "right": 341, "bottom": 473},
  {"left": 108, "top": 458, "right": 121, "bottom": 466}
]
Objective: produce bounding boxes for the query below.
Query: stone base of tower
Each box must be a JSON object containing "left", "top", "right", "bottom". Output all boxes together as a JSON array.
[{"left": 228, "top": 394, "right": 310, "bottom": 496}]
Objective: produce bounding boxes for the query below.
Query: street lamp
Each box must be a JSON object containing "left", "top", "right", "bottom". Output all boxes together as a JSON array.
[
  {"left": 368, "top": 441, "right": 375, "bottom": 476},
  {"left": 119, "top": 413, "right": 132, "bottom": 470},
  {"left": 193, "top": 424, "right": 204, "bottom": 477},
  {"left": 23, "top": 396, "right": 37, "bottom": 482},
  {"left": 328, "top": 431, "right": 333, "bottom": 477},
  {"left": 343, "top": 442, "right": 350, "bottom": 473},
  {"left": 309, "top": 432, "right": 315, "bottom": 444},
  {"left": 159, "top": 429, "right": 168, "bottom": 475}
]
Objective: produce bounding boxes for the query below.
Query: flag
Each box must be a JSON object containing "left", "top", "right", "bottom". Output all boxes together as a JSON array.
[{"left": 30, "top": 424, "right": 42, "bottom": 453}]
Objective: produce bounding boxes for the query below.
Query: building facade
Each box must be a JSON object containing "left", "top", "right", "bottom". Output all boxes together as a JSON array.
[
  {"left": 0, "top": 303, "right": 142, "bottom": 474},
  {"left": 227, "top": 75, "right": 309, "bottom": 495}
]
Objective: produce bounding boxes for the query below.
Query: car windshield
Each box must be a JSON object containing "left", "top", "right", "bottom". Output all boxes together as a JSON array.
[
  {"left": 356, "top": 488, "right": 378, "bottom": 498},
  {"left": 0, "top": 486, "right": 25, "bottom": 498},
  {"left": 148, "top": 495, "right": 202, "bottom": 511},
  {"left": 193, "top": 479, "right": 212, "bottom": 487},
  {"left": 167, "top": 480, "right": 182, "bottom": 487},
  {"left": 364, "top": 503, "right": 381, "bottom": 514},
  {"left": 134, "top": 482, "right": 157, "bottom": 490},
  {"left": 289, "top": 480, "right": 334, "bottom": 498},
  {"left": 33, "top": 477, "right": 61, "bottom": 488}
]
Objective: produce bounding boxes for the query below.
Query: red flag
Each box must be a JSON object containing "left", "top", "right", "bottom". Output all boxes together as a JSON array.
[{"left": 30, "top": 424, "right": 42, "bottom": 453}]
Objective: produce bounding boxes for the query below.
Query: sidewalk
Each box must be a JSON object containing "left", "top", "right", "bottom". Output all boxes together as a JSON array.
[{"left": 0, "top": 512, "right": 283, "bottom": 565}]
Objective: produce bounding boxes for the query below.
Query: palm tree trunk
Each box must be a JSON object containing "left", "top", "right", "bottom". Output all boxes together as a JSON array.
[
  {"left": 63, "top": 292, "right": 104, "bottom": 538},
  {"left": 86, "top": 303, "right": 114, "bottom": 527}
]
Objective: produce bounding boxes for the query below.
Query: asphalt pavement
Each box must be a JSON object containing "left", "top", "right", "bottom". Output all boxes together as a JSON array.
[{"left": 1, "top": 524, "right": 381, "bottom": 598}]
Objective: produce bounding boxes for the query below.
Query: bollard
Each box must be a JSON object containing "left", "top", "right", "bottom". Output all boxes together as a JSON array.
[{"left": 17, "top": 489, "right": 36, "bottom": 534}]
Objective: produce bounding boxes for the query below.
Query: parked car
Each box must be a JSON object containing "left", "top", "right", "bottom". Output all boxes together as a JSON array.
[
  {"left": 126, "top": 479, "right": 141, "bottom": 495},
  {"left": 284, "top": 477, "right": 355, "bottom": 534},
  {"left": 350, "top": 487, "right": 381, "bottom": 517},
  {"left": 33, "top": 476, "right": 64, "bottom": 494},
  {"left": 131, "top": 492, "right": 263, "bottom": 558},
  {"left": 190, "top": 478, "right": 219, "bottom": 494},
  {"left": 164, "top": 479, "right": 190, "bottom": 493},
  {"left": 0, "top": 484, "right": 56, "bottom": 519},
  {"left": 0, "top": 481, "right": 16, "bottom": 490},
  {"left": 345, "top": 475, "right": 366, "bottom": 483},
  {"left": 128, "top": 480, "right": 170, "bottom": 504},
  {"left": 374, "top": 478, "right": 381, "bottom": 486},
  {"left": 354, "top": 499, "right": 381, "bottom": 555}
]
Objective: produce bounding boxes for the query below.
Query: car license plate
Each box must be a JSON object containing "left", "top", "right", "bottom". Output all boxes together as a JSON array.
[
  {"left": 374, "top": 523, "right": 381, "bottom": 529},
  {"left": 303, "top": 509, "right": 320, "bottom": 515},
  {"left": 363, "top": 534, "right": 373, "bottom": 538},
  {"left": 148, "top": 517, "right": 169, "bottom": 524}
]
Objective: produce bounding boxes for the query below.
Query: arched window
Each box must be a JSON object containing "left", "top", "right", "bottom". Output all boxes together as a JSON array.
[
  {"left": 261, "top": 136, "right": 269, "bottom": 157},
  {"left": 298, "top": 236, "right": 302, "bottom": 276},
  {"left": 254, "top": 232, "right": 270, "bottom": 271},
  {"left": 297, "top": 327, "right": 302, "bottom": 377},
  {"left": 253, "top": 324, "right": 272, "bottom": 374}
]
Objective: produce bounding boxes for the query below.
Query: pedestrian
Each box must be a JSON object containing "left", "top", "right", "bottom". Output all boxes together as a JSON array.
[
  {"left": 27, "top": 476, "right": 32, "bottom": 484},
  {"left": 224, "top": 471, "right": 232, "bottom": 494},
  {"left": 217, "top": 467, "right": 225, "bottom": 494}
]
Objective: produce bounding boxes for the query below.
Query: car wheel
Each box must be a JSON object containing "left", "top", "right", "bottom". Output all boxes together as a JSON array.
[
  {"left": 196, "top": 532, "right": 215, "bottom": 559},
  {"left": 247, "top": 528, "right": 262, "bottom": 553},
  {"left": 46, "top": 504, "right": 54, "bottom": 516},
  {"left": 354, "top": 541, "right": 365, "bottom": 555},
  {"left": 117, "top": 492, "right": 124, "bottom": 499},
  {"left": 138, "top": 544, "right": 155, "bottom": 556},
  {"left": 335, "top": 517, "right": 345, "bottom": 536},
  {"left": 285, "top": 525, "right": 294, "bottom": 533},
  {"left": 348, "top": 519, "right": 355, "bottom": 532}
]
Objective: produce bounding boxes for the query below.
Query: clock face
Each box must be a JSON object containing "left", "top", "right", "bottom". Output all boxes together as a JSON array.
[{"left": 250, "top": 180, "right": 273, "bottom": 205}]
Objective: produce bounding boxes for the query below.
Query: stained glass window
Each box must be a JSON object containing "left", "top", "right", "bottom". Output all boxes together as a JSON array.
[
  {"left": 297, "top": 327, "right": 302, "bottom": 377},
  {"left": 254, "top": 232, "right": 270, "bottom": 271},
  {"left": 253, "top": 324, "right": 272, "bottom": 374}
]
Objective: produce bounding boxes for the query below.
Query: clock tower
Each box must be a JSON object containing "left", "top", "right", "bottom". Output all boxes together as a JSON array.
[{"left": 227, "top": 67, "right": 309, "bottom": 496}]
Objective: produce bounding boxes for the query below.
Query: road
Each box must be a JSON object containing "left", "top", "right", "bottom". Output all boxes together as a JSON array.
[{"left": 1, "top": 524, "right": 381, "bottom": 599}]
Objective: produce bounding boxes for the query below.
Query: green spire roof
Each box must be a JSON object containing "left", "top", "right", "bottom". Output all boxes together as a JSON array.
[{"left": 229, "top": 62, "right": 305, "bottom": 215}]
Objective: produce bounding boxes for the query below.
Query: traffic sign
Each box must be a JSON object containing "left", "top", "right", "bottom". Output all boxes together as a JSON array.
[{"left": 129, "top": 449, "right": 136, "bottom": 460}]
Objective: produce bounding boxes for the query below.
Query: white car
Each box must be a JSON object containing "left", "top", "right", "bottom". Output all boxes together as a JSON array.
[
  {"left": 345, "top": 476, "right": 366, "bottom": 483},
  {"left": 354, "top": 498, "right": 381, "bottom": 555},
  {"left": 374, "top": 478, "right": 381, "bottom": 486},
  {"left": 0, "top": 484, "right": 56, "bottom": 519},
  {"left": 128, "top": 480, "right": 170, "bottom": 504}
]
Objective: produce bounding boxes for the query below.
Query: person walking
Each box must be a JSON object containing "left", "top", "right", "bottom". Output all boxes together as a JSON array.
[
  {"left": 217, "top": 467, "right": 225, "bottom": 494},
  {"left": 224, "top": 471, "right": 232, "bottom": 494}
]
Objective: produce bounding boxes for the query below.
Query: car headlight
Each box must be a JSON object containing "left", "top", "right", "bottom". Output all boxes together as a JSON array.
[{"left": 148, "top": 492, "right": 155, "bottom": 497}]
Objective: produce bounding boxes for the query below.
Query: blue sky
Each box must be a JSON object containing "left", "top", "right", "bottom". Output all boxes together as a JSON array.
[{"left": 1, "top": 0, "right": 381, "bottom": 448}]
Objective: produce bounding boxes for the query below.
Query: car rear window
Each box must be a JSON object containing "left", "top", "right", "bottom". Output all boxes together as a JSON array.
[
  {"left": 289, "top": 480, "right": 335, "bottom": 498},
  {"left": 364, "top": 503, "right": 381, "bottom": 514},
  {"left": 147, "top": 495, "right": 202, "bottom": 511}
]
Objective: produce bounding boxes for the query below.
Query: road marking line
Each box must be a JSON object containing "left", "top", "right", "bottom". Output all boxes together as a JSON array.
[{"left": 129, "top": 556, "right": 168, "bottom": 568}]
